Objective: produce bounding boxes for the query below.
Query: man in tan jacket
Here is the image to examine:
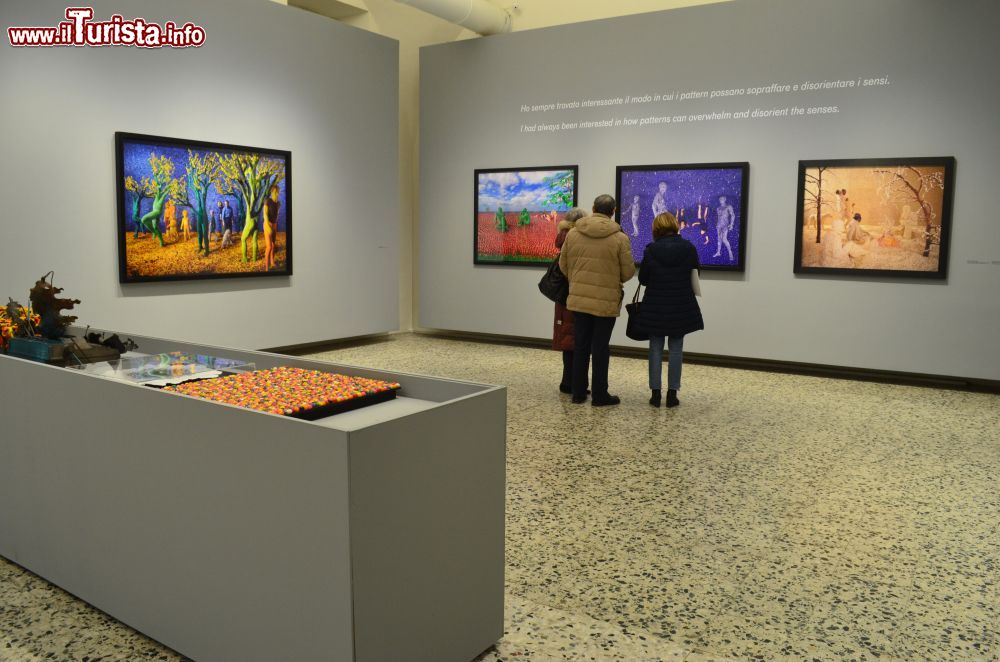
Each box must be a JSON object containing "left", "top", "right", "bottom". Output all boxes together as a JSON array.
[{"left": 559, "top": 194, "right": 636, "bottom": 406}]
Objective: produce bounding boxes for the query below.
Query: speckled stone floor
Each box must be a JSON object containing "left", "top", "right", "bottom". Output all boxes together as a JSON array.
[{"left": 2, "top": 333, "right": 997, "bottom": 660}]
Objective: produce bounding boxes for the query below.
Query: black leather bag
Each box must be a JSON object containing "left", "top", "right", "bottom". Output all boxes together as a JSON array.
[
  {"left": 538, "top": 257, "right": 568, "bottom": 304},
  {"left": 624, "top": 283, "right": 648, "bottom": 341}
]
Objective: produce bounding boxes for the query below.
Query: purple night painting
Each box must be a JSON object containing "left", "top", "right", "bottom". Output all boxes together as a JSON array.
[{"left": 616, "top": 163, "right": 749, "bottom": 271}]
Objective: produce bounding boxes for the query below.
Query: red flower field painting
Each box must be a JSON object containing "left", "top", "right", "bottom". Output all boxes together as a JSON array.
[
  {"left": 474, "top": 166, "right": 577, "bottom": 266},
  {"left": 476, "top": 212, "right": 563, "bottom": 263}
]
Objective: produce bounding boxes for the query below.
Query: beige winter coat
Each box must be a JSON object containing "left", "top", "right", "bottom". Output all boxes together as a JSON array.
[{"left": 559, "top": 214, "right": 636, "bottom": 317}]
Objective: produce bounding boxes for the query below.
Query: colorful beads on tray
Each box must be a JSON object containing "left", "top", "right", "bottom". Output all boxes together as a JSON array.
[{"left": 163, "top": 366, "right": 401, "bottom": 416}]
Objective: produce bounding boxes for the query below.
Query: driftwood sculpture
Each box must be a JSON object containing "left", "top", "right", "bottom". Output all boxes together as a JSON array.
[{"left": 28, "top": 272, "right": 80, "bottom": 339}]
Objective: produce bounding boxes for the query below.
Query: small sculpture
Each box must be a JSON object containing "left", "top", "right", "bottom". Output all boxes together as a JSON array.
[{"left": 29, "top": 272, "right": 80, "bottom": 339}]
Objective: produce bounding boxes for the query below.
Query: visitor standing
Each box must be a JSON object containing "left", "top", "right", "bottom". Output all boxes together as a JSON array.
[
  {"left": 559, "top": 195, "right": 636, "bottom": 406},
  {"left": 636, "top": 212, "right": 704, "bottom": 408},
  {"left": 552, "top": 207, "right": 588, "bottom": 395}
]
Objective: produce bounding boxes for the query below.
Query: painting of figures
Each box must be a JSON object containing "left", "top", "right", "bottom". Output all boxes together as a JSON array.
[
  {"left": 616, "top": 163, "right": 749, "bottom": 271},
  {"left": 474, "top": 166, "right": 578, "bottom": 266},
  {"left": 116, "top": 132, "right": 291, "bottom": 283},
  {"left": 794, "top": 157, "right": 955, "bottom": 278}
]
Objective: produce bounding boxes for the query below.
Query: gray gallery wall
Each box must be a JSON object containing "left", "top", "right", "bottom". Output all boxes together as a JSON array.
[
  {"left": 419, "top": 0, "right": 1000, "bottom": 381},
  {"left": 0, "top": 0, "right": 399, "bottom": 349}
]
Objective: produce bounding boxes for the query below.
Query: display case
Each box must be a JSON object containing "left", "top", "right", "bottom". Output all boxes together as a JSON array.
[
  {"left": 66, "top": 351, "right": 256, "bottom": 385},
  {"left": 0, "top": 329, "right": 506, "bottom": 662}
]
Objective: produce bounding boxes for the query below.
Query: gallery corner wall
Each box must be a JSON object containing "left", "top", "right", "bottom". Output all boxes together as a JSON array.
[
  {"left": 0, "top": 0, "right": 400, "bottom": 349},
  {"left": 418, "top": 0, "right": 1000, "bottom": 381}
]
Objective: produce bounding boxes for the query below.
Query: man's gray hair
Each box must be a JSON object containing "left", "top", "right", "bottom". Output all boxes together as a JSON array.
[{"left": 593, "top": 194, "right": 616, "bottom": 217}]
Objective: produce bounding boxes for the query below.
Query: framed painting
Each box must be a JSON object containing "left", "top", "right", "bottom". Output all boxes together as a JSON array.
[
  {"left": 616, "top": 162, "right": 749, "bottom": 270},
  {"left": 794, "top": 157, "right": 955, "bottom": 278},
  {"left": 474, "top": 165, "right": 578, "bottom": 267},
  {"left": 116, "top": 132, "right": 291, "bottom": 283}
]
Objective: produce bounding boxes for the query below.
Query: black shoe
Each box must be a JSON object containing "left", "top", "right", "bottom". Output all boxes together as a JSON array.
[
  {"left": 666, "top": 389, "right": 680, "bottom": 408},
  {"left": 649, "top": 389, "right": 661, "bottom": 408},
  {"left": 591, "top": 395, "right": 621, "bottom": 407},
  {"left": 571, "top": 395, "right": 587, "bottom": 404}
]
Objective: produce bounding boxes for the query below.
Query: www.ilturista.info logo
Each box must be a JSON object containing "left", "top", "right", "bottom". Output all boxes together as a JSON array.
[{"left": 7, "top": 7, "right": 206, "bottom": 48}]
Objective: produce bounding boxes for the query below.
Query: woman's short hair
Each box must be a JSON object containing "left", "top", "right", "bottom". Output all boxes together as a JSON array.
[
  {"left": 564, "top": 207, "right": 587, "bottom": 223},
  {"left": 652, "top": 212, "right": 679, "bottom": 238}
]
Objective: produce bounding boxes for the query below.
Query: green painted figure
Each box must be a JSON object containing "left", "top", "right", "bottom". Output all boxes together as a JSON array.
[
  {"left": 138, "top": 187, "right": 168, "bottom": 246},
  {"left": 495, "top": 206, "right": 508, "bottom": 232}
]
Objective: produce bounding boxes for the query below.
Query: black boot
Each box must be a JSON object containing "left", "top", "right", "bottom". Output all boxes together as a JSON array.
[
  {"left": 666, "top": 389, "right": 680, "bottom": 408},
  {"left": 649, "top": 389, "right": 661, "bottom": 407},
  {"left": 591, "top": 394, "right": 620, "bottom": 407}
]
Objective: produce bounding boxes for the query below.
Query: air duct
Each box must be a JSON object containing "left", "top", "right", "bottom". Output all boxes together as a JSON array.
[{"left": 392, "top": 0, "right": 512, "bottom": 35}]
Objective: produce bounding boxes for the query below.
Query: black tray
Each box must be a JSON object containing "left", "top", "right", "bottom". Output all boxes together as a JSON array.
[{"left": 287, "top": 387, "right": 399, "bottom": 420}]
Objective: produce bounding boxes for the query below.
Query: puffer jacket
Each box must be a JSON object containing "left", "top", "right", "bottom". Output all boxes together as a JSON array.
[
  {"left": 636, "top": 234, "right": 704, "bottom": 337},
  {"left": 559, "top": 214, "right": 636, "bottom": 317}
]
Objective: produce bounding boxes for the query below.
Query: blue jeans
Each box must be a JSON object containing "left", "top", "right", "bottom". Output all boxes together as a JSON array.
[{"left": 649, "top": 335, "right": 684, "bottom": 391}]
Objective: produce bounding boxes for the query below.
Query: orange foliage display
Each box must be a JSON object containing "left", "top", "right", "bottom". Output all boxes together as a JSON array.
[{"left": 123, "top": 232, "right": 288, "bottom": 279}]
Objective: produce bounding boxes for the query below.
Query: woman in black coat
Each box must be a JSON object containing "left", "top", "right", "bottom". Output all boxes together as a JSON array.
[{"left": 636, "top": 212, "right": 704, "bottom": 407}]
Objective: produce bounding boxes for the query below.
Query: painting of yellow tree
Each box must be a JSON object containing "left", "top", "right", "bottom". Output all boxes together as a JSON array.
[{"left": 116, "top": 132, "right": 291, "bottom": 283}]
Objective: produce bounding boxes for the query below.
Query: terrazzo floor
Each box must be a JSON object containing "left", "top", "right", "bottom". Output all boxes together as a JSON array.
[{"left": 2, "top": 333, "right": 997, "bottom": 660}]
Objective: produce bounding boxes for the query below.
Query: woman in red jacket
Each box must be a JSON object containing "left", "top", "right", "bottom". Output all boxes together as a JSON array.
[{"left": 553, "top": 207, "right": 587, "bottom": 394}]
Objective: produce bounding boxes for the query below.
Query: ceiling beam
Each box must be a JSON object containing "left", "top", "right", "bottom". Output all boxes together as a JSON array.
[{"left": 287, "top": 0, "right": 369, "bottom": 20}]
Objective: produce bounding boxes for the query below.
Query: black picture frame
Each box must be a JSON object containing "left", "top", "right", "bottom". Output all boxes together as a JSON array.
[
  {"left": 473, "top": 165, "right": 579, "bottom": 268},
  {"left": 615, "top": 162, "right": 749, "bottom": 271},
  {"left": 793, "top": 157, "right": 955, "bottom": 279},
  {"left": 115, "top": 131, "right": 292, "bottom": 284}
]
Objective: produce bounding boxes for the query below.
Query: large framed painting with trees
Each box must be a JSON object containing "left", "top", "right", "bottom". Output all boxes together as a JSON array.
[
  {"left": 474, "top": 165, "right": 578, "bottom": 267},
  {"left": 616, "top": 162, "right": 749, "bottom": 270},
  {"left": 794, "top": 157, "right": 955, "bottom": 278},
  {"left": 116, "top": 132, "right": 291, "bottom": 283}
]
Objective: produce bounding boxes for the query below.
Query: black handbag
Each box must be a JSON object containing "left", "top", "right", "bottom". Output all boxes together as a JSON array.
[
  {"left": 624, "top": 283, "right": 648, "bottom": 341},
  {"left": 538, "top": 256, "right": 568, "bottom": 304}
]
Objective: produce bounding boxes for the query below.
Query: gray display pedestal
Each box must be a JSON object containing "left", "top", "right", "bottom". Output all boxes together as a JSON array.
[{"left": 0, "top": 331, "right": 506, "bottom": 662}]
